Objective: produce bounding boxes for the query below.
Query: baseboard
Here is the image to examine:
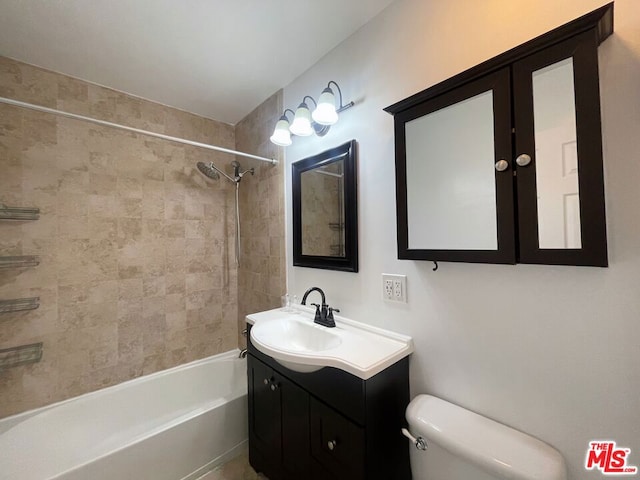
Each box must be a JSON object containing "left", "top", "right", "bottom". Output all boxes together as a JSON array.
[{"left": 183, "top": 440, "right": 249, "bottom": 480}]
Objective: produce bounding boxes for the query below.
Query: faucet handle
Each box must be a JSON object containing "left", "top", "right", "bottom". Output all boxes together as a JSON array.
[
  {"left": 327, "top": 307, "right": 340, "bottom": 323},
  {"left": 310, "top": 303, "right": 322, "bottom": 322}
]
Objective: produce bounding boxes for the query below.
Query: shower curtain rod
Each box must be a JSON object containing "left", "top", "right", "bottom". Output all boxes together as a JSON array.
[{"left": 0, "top": 96, "right": 278, "bottom": 165}]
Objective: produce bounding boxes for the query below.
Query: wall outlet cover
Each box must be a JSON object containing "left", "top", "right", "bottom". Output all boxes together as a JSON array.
[{"left": 382, "top": 274, "right": 407, "bottom": 303}]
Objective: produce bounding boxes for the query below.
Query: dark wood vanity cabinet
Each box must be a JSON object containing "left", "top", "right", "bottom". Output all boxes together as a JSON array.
[
  {"left": 385, "top": 4, "right": 613, "bottom": 267},
  {"left": 247, "top": 325, "right": 410, "bottom": 480}
]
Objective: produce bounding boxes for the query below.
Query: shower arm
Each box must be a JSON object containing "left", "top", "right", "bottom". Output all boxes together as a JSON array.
[{"left": 207, "top": 163, "right": 237, "bottom": 183}]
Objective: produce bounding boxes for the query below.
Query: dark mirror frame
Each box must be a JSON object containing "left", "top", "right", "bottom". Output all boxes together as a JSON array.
[{"left": 292, "top": 139, "right": 358, "bottom": 272}]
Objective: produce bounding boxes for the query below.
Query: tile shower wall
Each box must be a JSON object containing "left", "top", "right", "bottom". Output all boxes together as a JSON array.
[
  {"left": 235, "top": 92, "right": 285, "bottom": 341},
  {"left": 0, "top": 56, "right": 239, "bottom": 418}
]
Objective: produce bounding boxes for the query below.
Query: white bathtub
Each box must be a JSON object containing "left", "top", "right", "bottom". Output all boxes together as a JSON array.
[{"left": 0, "top": 350, "right": 248, "bottom": 480}]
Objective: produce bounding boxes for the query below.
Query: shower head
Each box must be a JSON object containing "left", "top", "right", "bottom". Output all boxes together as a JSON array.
[
  {"left": 196, "top": 162, "right": 220, "bottom": 180},
  {"left": 231, "top": 161, "right": 241, "bottom": 179},
  {"left": 197, "top": 160, "right": 253, "bottom": 184},
  {"left": 231, "top": 160, "right": 254, "bottom": 181}
]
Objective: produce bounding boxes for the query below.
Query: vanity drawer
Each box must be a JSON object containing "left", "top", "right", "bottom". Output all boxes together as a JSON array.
[{"left": 310, "top": 397, "right": 365, "bottom": 480}]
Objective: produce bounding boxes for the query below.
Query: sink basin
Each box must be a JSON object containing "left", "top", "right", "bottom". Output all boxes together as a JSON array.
[
  {"left": 250, "top": 314, "right": 342, "bottom": 372},
  {"left": 247, "top": 308, "right": 413, "bottom": 379}
]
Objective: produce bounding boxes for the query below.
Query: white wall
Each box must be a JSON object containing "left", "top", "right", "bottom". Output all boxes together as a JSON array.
[{"left": 283, "top": 1, "right": 640, "bottom": 478}]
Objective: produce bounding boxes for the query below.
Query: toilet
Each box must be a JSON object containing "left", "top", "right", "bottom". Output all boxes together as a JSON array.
[{"left": 404, "top": 395, "right": 567, "bottom": 480}]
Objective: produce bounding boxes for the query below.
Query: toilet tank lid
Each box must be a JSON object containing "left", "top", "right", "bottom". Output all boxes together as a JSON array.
[{"left": 406, "top": 395, "right": 566, "bottom": 480}]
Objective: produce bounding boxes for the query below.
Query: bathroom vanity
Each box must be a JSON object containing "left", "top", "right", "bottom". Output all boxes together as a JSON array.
[{"left": 245, "top": 309, "right": 413, "bottom": 480}]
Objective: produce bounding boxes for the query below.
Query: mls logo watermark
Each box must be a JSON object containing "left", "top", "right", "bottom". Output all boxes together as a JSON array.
[{"left": 586, "top": 441, "right": 637, "bottom": 475}]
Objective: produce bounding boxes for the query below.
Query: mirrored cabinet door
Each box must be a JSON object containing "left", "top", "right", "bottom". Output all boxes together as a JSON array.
[
  {"left": 395, "top": 68, "right": 515, "bottom": 263},
  {"left": 513, "top": 30, "right": 608, "bottom": 266}
]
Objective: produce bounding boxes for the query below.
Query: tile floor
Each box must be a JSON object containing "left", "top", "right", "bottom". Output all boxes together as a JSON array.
[{"left": 197, "top": 451, "right": 268, "bottom": 480}]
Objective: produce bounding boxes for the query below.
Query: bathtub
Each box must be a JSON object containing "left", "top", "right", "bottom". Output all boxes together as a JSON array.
[{"left": 0, "top": 350, "right": 248, "bottom": 480}]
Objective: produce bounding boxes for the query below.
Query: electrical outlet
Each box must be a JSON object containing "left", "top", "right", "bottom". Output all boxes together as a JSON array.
[
  {"left": 382, "top": 274, "right": 407, "bottom": 303},
  {"left": 393, "top": 278, "right": 403, "bottom": 301},
  {"left": 383, "top": 277, "right": 394, "bottom": 300}
]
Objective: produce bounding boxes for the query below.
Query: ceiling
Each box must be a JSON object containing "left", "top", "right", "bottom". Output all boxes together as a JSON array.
[{"left": 0, "top": 0, "right": 395, "bottom": 124}]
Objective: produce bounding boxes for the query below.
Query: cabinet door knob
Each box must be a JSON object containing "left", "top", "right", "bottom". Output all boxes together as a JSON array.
[
  {"left": 263, "top": 378, "right": 269, "bottom": 385},
  {"left": 270, "top": 383, "right": 279, "bottom": 391},
  {"left": 515, "top": 153, "right": 532, "bottom": 167},
  {"left": 495, "top": 159, "right": 509, "bottom": 172},
  {"left": 327, "top": 440, "right": 337, "bottom": 451}
]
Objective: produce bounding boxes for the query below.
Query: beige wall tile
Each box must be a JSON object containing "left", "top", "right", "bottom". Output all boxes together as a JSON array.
[
  {"left": 235, "top": 91, "right": 285, "bottom": 347},
  {"left": 0, "top": 57, "right": 284, "bottom": 419}
]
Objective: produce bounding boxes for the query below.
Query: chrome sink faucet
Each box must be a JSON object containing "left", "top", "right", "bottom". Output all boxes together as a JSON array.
[{"left": 301, "top": 287, "right": 339, "bottom": 328}]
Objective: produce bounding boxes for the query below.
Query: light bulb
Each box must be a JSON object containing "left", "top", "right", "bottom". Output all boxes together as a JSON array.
[
  {"left": 270, "top": 116, "right": 292, "bottom": 146},
  {"left": 312, "top": 87, "right": 338, "bottom": 125},
  {"left": 289, "top": 102, "right": 313, "bottom": 137}
]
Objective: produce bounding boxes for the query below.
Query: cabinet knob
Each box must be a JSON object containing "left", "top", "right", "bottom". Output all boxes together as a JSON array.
[
  {"left": 515, "top": 153, "right": 532, "bottom": 167},
  {"left": 494, "top": 159, "right": 509, "bottom": 172},
  {"left": 327, "top": 440, "right": 337, "bottom": 451},
  {"left": 270, "top": 383, "right": 279, "bottom": 391},
  {"left": 263, "top": 378, "right": 269, "bottom": 385}
]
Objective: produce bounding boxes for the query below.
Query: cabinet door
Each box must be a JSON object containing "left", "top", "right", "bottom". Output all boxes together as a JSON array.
[
  {"left": 278, "top": 371, "right": 311, "bottom": 479},
  {"left": 513, "top": 30, "right": 607, "bottom": 266},
  {"left": 310, "top": 397, "right": 365, "bottom": 480},
  {"left": 394, "top": 67, "right": 515, "bottom": 264},
  {"left": 248, "top": 356, "right": 282, "bottom": 463},
  {"left": 248, "top": 355, "right": 311, "bottom": 480}
]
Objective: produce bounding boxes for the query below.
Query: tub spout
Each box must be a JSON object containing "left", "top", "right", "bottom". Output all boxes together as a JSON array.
[{"left": 239, "top": 348, "right": 247, "bottom": 358}]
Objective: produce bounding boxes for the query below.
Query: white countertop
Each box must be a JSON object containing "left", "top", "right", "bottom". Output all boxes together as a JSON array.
[{"left": 246, "top": 307, "right": 413, "bottom": 380}]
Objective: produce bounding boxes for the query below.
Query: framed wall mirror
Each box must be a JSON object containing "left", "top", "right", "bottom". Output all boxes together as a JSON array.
[{"left": 292, "top": 140, "right": 358, "bottom": 272}]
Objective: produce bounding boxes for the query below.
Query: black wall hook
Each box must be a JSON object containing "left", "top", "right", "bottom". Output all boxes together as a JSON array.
[{"left": 432, "top": 261, "right": 438, "bottom": 272}]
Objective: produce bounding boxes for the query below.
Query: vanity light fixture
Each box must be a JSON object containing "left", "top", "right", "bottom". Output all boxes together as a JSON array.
[{"left": 270, "top": 81, "right": 354, "bottom": 147}]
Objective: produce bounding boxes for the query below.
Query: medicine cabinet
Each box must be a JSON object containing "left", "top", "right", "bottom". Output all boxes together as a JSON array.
[{"left": 385, "top": 3, "right": 613, "bottom": 267}]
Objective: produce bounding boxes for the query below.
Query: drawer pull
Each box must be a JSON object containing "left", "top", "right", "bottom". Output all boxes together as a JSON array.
[{"left": 327, "top": 439, "right": 337, "bottom": 451}]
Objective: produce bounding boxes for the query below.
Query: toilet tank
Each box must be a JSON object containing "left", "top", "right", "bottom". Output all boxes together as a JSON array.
[{"left": 405, "top": 395, "right": 566, "bottom": 480}]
